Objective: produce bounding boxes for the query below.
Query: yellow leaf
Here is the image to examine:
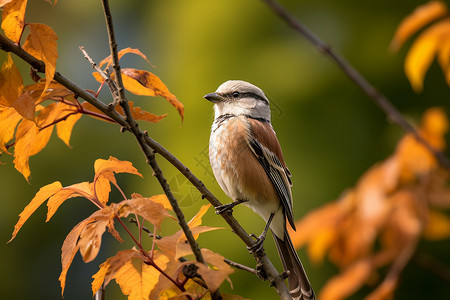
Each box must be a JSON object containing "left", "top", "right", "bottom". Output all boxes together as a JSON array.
[
  {"left": 13, "top": 118, "right": 53, "bottom": 181},
  {"left": 405, "top": 19, "right": 450, "bottom": 92},
  {"left": 114, "top": 250, "right": 169, "bottom": 300},
  {"left": 1, "top": 0, "right": 28, "bottom": 42},
  {"left": 197, "top": 248, "right": 234, "bottom": 292},
  {"left": 188, "top": 204, "right": 211, "bottom": 228},
  {"left": 8, "top": 181, "right": 63, "bottom": 242},
  {"left": 390, "top": 0, "right": 447, "bottom": 51},
  {"left": 79, "top": 215, "right": 112, "bottom": 263},
  {"left": 0, "top": 106, "right": 22, "bottom": 152},
  {"left": 56, "top": 111, "right": 81, "bottom": 147},
  {"left": 23, "top": 23, "right": 58, "bottom": 101},
  {"left": 121, "top": 68, "right": 184, "bottom": 120},
  {"left": 92, "top": 249, "right": 143, "bottom": 295},
  {"left": 438, "top": 37, "right": 450, "bottom": 85},
  {"left": 0, "top": 53, "right": 23, "bottom": 106},
  {"left": 423, "top": 209, "right": 450, "bottom": 240}
]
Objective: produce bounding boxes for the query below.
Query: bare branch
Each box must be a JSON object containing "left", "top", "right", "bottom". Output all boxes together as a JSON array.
[
  {"left": 224, "top": 258, "right": 258, "bottom": 275},
  {"left": 261, "top": 0, "right": 450, "bottom": 170}
]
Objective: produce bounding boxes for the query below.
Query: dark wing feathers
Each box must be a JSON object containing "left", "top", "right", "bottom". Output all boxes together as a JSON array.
[{"left": 249, "top": 138, "right": 296, "bottom": 230}]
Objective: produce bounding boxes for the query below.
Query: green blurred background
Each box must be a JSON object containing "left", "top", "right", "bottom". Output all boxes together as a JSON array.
[{"left": 1, "top": 0, "right": 450, "bottom": 299}]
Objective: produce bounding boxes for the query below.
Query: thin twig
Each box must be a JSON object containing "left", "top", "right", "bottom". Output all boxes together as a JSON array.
[
  {"left": 262, "top": 0, "right": 450, "bottom": 170},
  {"left": 224, "top": 258, "right": 258, "bottom": 275},
  {"left": 100, "top": 0, "right": 207, "bottom": 268},
  {"left": 0, "top": 32, "right": 292, "bottom": 300}
]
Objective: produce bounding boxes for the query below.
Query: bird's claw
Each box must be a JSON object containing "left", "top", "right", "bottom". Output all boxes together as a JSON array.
[{"left": 247, "top": 233, "right": 266, "bottom": 253}]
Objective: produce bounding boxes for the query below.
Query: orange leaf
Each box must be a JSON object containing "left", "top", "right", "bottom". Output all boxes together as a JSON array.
[
  {"left": 0, "top": 1, "right": 13, "bottom": 8},
  {"left": 23, "top": 23, "right": 58, "bottom": 101},
  {"left": 56, "top": 111, "right": 81, "bottom": 147},
  {"left": 0, "top": 106, "right": 22, "bottom": 152},
  {"left": 390, "top": 0, "right": 447, "bottom": 51},
  {"left": 196, "top": 248, "right": 234, "bottom": 292},
  {"left": 99, "top": 47, "right": 152, "bottom": 69},
  {"left": 115, "top": 101, "right": 167, "bottom": 123},
  {"left": 405, "top": 19, "right": 450, "bottom": 92},
  {"left": 118, "top": 197, "right": 174, "bottom": 229},
  {"left": 1, "top": 0, "right": 28, "bottom": 42},
  {"left": 8, "top": 181, "right": 63, "bottom": 242},
  {"left": 59, "top": 206, "right": 118, "bottom": 296},
  {"left": 438, "top": 37, "right": 450, "bottom": 85},
  {"left": 319, "top": 259, "right": 373, "bottom": 300},
  {"left": 11, "top": 92, "right": 35, "bottom": 120},
  {"left": 46, "top": 181, "right": 94, "bottom": 221},
  {"left": 13, "top": 118, "right": 53, "bottom": 181},
  {"left": 0, "top": 53, "right": 23, "bottom": 106},
  {"left": 78, "top": 209, "right": 116, "bottom": 263},
  {"left": 121, "top": 68, "right": 184, "bottom": 120}
]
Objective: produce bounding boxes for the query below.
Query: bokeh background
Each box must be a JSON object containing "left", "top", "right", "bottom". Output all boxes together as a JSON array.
[{"left": 1, "top": 0, "right": 449, "bottom": 299}]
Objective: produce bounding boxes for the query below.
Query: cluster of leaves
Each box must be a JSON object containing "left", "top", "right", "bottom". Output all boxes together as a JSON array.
[
  {"left": 391, "top": 0, "right": 450, "bottom": 92},
  {"left": 290, "top": 108, "right": 450, "bottom": 299},
  {"left": 8, "top": 156, "right": 240, "bottom": 299},
  {"left": 0, "top": 0, "right": 183, "bottom": 182}
]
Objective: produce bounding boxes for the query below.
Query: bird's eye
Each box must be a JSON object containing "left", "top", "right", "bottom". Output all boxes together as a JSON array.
[{"left": 232, "top": 91, "right": 240, "bottom": 98}]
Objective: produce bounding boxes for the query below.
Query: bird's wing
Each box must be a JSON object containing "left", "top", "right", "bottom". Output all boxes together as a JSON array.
[{"left": 247, "top": 120, "right": 295, "bottom": 230}]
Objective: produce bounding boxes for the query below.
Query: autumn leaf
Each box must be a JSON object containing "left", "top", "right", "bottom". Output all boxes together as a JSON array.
[
  {"left": 60, "top": 205, "right": 118, "bottom": 295},
  {"left": 115, "top": 101, "right": 167, "bottom": 123},
  {"left": 404, "top": 19, "right": 450, "bottom": 92},
  {"left": 1, "top": 0, "right": 28, "bottom": 42},
  {"left": 121, "top": 68, "right": 184, "bottom": 120},
  {"left": 0, "top": 1, "right": 13, "bottom": 8},
  {"left": 23, "top": 23, "right": 58, "bottom": 100},
  {"left": 93, "top": 156, "right": 142, "bottom": 204},
  {"left": 118, "top": 196, "right": 175, "bottom": 229},
  {"left": 99, "top": 47, "right": 152, "bottom": 69},
  {"left": 390, "top": 0, "right": 447, "bottom": 51},
  {"left": 0, "top": 106, "right": 22, "bottom": 152},
  {"left": 11, "top": 92, "right": 34, "bottom": 120},
  {"left": 8, "top": 181, "right": 63, "bottom": 243},
  {"left": 0, "top": 53, "right": 23, "bottom": 106},
  {"left": 319, "top": 259, "right": 373, "bottom": 300},
  {"left": 13, "top": 117, "right": 53, "bottom": 181},
  {"left": 92, "top": 248, "right": 169, "bottom": 300},
  {"left": 196, "top": 248, "right": 234, "bottom": 292}
]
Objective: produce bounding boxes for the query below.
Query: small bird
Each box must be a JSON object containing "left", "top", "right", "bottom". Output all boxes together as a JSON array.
[{"left": 204, "top": 80, "right": 315, "bottom": 300}]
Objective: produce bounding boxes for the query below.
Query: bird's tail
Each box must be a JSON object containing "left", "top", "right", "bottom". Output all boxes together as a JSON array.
[{"left": 273, "top": 229, "right": 315, "bottom": 300}]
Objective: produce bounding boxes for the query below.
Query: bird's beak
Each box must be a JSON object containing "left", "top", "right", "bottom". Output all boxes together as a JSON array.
[{"left": 203, "top": 92, "right": 223, "bottom": 103}]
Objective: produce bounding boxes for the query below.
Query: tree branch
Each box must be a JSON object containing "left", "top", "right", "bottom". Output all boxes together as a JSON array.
[
  {"left": 0, "top": 31, "right": 292, "bottom": 299},
  {"left": 261, "top": 0, "right": 450, "bottom": 170}
]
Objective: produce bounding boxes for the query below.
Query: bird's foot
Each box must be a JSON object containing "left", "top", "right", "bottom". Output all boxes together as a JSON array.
[
  {"left": 215, "top": 199, "right": 248, "bottom": 215},
  {"left": 247, "top": 232, "right": 267, "bottom": 254}
]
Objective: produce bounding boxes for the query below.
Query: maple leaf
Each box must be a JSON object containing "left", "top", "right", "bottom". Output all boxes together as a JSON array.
[
  {"left": 8, "top": 181, "right": 63, "bottom": 243},
  {"left": 93, "top": 156, "right": 143, "bottom": 204},
  {"left": 121, "top": 68, "right": 184, "bottom": 120},
  {"left": 1, "top": 0, "right": 28, "bottom": 42},
  {"left": 196, "top": 248, "right": 234, "bottom": 292},
  {"left": 0, "top": 53, "right": 23, "bottom": 106},
  {"left": 23, "top": 23, "right": 58, "bottom": 100},
  {"left": 92, "top": 249, "right": 169, "bottom": 300}
]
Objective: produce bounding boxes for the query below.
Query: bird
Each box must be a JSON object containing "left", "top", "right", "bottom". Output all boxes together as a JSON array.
[{"left": 204, "top": 80, "right": 315, "bottom": 300}]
